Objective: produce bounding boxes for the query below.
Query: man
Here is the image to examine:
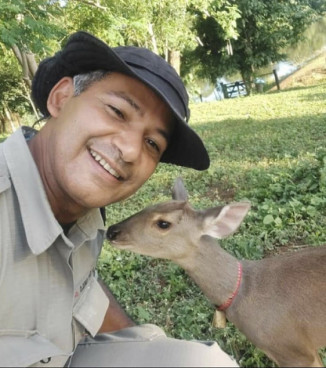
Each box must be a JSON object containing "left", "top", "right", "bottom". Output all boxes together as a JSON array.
[{"left": 0, "top": 31, "right": 238, "bottom": 367}]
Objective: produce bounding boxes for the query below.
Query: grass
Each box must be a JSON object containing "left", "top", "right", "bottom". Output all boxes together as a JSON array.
[{"left": 99, "top": 78, "right": 326, "bottom": 367}]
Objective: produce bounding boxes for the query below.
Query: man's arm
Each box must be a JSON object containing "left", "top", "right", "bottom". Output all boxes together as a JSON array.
[{"left": 98, "top": 278, "right": 136, "bottom": 333}]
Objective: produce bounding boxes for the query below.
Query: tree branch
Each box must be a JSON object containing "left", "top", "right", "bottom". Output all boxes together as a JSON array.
[
  {"left": 148, "top": 23, "right": 158, "bottom": 54},
  {"left": 11, "top": 45, "right": 23, "bottom": 67},
  {"left": 26, "top": 52, "right": 38, "bottom": 77},
  {"left": 78, "top": 0, "right": 107, "bottom": 10}
]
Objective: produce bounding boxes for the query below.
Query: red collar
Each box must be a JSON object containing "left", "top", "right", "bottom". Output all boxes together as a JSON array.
[{"left": 218, "top": 262, "right": 242, "bottom": 311}]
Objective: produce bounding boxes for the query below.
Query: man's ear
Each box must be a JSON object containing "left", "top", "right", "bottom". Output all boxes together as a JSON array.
[{"left": 47, "top": 77, "right": 74, "bottom": 118}]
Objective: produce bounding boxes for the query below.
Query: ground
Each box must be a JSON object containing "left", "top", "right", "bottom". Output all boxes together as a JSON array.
[{"left": 269, "top": 50, "right": 326, "bottom": 91}]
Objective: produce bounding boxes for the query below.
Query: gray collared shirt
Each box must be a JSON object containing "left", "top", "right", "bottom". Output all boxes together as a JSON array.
[{"left": 0, "top": 128, "right": 109, "bottom": 367}]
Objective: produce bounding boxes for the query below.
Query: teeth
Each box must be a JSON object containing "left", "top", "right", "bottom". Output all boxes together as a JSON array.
[{"left": 89, "top": 149, "right": 120, "bottom": 179}]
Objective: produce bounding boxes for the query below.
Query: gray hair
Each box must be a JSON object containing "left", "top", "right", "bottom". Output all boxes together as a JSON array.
[
  {"left": 34, "top": 70, "right": 111, "bottom": 122},
  {"left": 73, "top": 70, "right": 111, "bottom": 96}
]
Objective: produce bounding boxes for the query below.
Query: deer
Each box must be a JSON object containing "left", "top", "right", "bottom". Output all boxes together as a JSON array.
[{"left": 107, "top": 177, "right": 326, "bottom": 367}]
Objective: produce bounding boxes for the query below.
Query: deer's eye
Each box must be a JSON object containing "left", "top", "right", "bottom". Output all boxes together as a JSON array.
[{"left": 156, "top": 220, "right": 171, "bottom": 229}]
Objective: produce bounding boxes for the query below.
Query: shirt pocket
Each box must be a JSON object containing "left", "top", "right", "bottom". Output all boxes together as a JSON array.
[
  {"left": 0, "top": 330, "right": 69, "bottom": 367},
  {"left": 73, "top": 277, "right": 109, "bottom": 337}
]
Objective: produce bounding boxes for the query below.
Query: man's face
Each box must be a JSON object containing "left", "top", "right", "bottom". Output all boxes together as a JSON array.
[{"left": 39, "top": 72, "right": 174, "bottom": 213}]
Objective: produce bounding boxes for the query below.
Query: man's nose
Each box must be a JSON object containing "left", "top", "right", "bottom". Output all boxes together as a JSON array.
[{"left": 113, "top": 130, "right": 143, "bottom": 163}]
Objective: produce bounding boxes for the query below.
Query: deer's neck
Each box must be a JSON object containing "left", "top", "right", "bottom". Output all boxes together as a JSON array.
[{"left": 177, "top": 235, "right": 240, "bottom": 307}]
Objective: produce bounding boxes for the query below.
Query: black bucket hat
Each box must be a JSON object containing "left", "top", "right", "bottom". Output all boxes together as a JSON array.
[{"left": 31, "top": 31, "right": 210, "bottom": 170}]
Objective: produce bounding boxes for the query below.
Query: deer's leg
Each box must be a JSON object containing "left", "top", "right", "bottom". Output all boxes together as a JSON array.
[{"left": 308, "top": 353, "right": 324, "bottom": 368}]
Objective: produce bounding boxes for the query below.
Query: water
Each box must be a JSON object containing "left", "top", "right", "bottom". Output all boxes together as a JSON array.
[
  {"left": 274, "top": 61, "right": 298, "bottom": 79},
  {"left": 192, "top": 17, "right": 326, "bottom": 102}
]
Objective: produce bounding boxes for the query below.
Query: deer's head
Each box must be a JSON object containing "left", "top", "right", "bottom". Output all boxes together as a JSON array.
[{"left": 107, "top": 177, "right": 250, "bottom": 261}]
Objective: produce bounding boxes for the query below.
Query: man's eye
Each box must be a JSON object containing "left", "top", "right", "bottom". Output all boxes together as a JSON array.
[
  {"left": 146, "top": 138, "right": 160, "bottom": 153},
  {"left": 108, "top": 105, "right": 124, "bottom": 119}
]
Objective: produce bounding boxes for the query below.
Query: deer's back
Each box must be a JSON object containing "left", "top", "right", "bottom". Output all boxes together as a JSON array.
[{"left": 228, "top": 246, "right": 326, "bottom": 348}]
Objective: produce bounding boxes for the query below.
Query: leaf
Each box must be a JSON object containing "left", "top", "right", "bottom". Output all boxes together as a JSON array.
[
  {"left": 136, "top": 306, "right": 151, "bottom": 320},
  {"left": 263, "top": 214, "right": 274, "bottom": 225}
]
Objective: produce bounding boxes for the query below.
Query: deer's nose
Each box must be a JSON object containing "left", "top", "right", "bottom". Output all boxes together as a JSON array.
[{"left": 107, "top": 225, "right": 121, "bottom": 241}]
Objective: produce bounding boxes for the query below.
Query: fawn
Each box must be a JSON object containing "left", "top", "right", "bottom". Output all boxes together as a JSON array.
[{"left": 107, "top": 178, "right": 326, "bottom": 367}]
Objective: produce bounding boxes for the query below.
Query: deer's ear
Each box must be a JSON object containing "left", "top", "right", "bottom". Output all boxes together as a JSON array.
[
  {"left": 202, "top": 202, "right": 251, "bottom": 239},
  {"left": 172, "top": 177, "right": 189, "bottom": 201}
]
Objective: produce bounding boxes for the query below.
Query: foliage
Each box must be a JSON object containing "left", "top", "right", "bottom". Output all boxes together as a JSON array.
[
  {"left": 63, "top": 0, "right": 195, "bottom": 52},
  {"left": 62, "top": 0, "right": 240, "bottom": 59},
  {"left": 187, "top": 0, "right": 325, "bottom": 92},
  {"left": 0, "top": 0, "right": 64, "bottom": 56},
  {"left": 0, "top": 0, "right": 68, "bottom": 128},
  {"left": 2, "top": 0, "right": 324, "bottom": 118},
  {"left": 285, "top": 16, "right": 326, "bottom": 63},
  {"left": 181, "top": 0, "right": 240, "bottom": 86},
  {"left": 61, "top": 0, "right": 126, "bottom": 46},
  {"left": 99, "top": 79, "right": 326, "bottom": 367},
  {"left": 0, "top": 51, "right": 31, "bottom": 116}
]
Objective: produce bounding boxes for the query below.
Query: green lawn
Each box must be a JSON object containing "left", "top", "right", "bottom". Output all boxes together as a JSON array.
[{"left": 99, "top": 81, "right": 326, "bottom": 367}]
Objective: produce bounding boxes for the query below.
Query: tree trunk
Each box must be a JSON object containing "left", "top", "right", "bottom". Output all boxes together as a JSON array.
[
  {"left": 168, "top": 50, "right": 180, "bottom": 75},
  {"left": 11, "top": 45, "right": 38, "bottom": 88},
  {"left": 3, "top": 103, "right": 18, "bottom": 133},
  {"left": 10, "top": 45, "right": 39, "bottom": 117},
  {"left": 21, "top": 51, "right": 32, "bottom": 88},
  {"left": 26, "top": 51, "right": 38, "bottom": 77},
  {"left": 241, "top": 72, "right": 251, "bottom": 95},
  {"left": 22, "top": 83, "right": 40, "bottom": 119},
  {"left": 241, "top": 65, "right": 255, "bottom": 96},
  {"left": 148, "top": 23, "right": 158, "bottom": 55},
  {"left": 11, "top": 44, "right": 23, "bottom": 66},
  {"left": 0, "top": 116, "right": 5, "bottom": 134}
]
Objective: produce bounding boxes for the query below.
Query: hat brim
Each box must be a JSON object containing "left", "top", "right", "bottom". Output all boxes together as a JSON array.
[{"left": 32, "top": 31, "right": 210, "bottom": 170}]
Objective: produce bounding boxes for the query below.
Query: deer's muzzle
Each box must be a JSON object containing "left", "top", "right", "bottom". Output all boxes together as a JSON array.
[{"left": 107, "top": 225, "right": 121, "bottom": 241}]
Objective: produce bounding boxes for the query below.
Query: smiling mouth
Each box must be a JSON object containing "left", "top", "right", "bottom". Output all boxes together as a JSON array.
[{"left": 89, "top": 149, "right": 123, "bottom": 180}]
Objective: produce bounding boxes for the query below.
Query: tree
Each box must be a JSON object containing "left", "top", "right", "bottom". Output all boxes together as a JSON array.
[
  {"left": 188, "top": 0, "right": 325, "bottom": 93},
  {"left": 63, "top": 0, "right": 197, "bottom": 73},
  {"left": 0, "top": 0, "right": 65, "bottom": 87},
  {"left": 63, "top": 0, "right": 240, "bottom": 79},
  {"left": 0, "top": 0, "right": 66, "bottom": 125},
  {"left": 182, "top": 1, "right": 240, "bottom": 84},
  {"left": 0, "top": 50, "right": 33, "bottom": 133}
]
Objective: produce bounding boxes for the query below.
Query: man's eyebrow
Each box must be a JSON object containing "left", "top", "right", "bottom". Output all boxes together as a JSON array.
[
  {"left": 107, "top": 91, "right": 171, "bottom": 143},
  {"left": 108, "top": 91, "right": 141, "bottom": 112}
]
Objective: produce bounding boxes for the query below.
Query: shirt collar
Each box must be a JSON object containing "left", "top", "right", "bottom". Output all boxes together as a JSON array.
[{"left": 3, "top": 128, "right": 105, "bottom": 255}]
